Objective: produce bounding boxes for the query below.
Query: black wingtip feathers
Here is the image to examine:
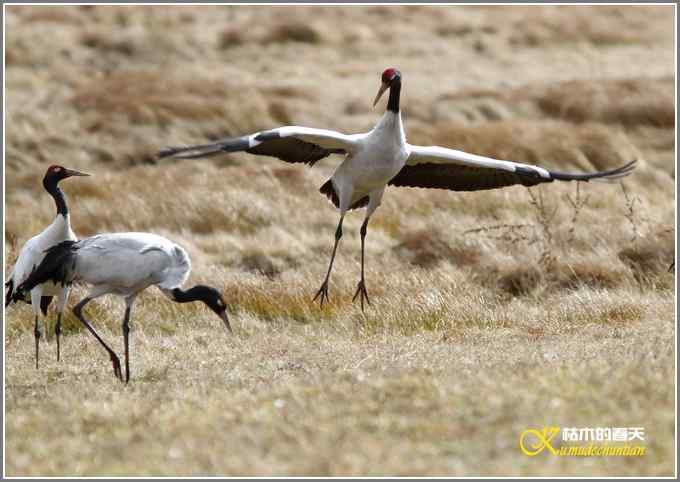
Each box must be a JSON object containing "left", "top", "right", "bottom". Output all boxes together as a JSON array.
[{"left": 550, "top": 158, "right": 638, "bottom": 182}]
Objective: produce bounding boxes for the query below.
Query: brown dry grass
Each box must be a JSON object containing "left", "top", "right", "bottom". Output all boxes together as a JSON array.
[
  {"left": 4, "top": 4, "right": 676, "bottom": 477},
  {"left": 434, "top": 77, "right": 675, "bottom": 128}
]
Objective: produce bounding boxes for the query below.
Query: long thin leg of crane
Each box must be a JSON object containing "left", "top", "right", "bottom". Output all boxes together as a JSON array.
[
  {"left": 33, "top": 315, "right": 40, "bottom": 370},
  {"left": 55, "top": 313, "right": 62, "bottom": 362},
  {"left": 31, "top": 288, "right": 44, "bottom": 369},
  {"left": 352, "top": 217, "right": 371, "bottom": 312},
  {"left": 73, "top": 297, "right": 123, "bottom": 381},
  {"left": 55, "top": 287, "right": 70, "bottom": 362},
  {"left": 313, "top": 215, "right": 344, "bottom": 308},
  {"left": 40, "top": 296, "right": 53, "bottom": 343},
  {"left": 122, "top": 297, "right": 135, "bottom": 384},
  {"left": 352, "top": 190, "right": 382, "bottom": 312}
]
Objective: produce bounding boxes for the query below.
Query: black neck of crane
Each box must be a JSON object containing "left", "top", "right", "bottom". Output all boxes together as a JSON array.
[
  {"left": 387, "top": 75, "right": 401, "bottom": 113},
  {"left": 171, "top": 285, "right": 229, "bottom": 331},
  {"left": 171, "top": 286, "right": 220, "bottom": 309},
  {"left": 172, "top": 287, "right": 203, "bottom": 304},
  {"left": 43, "top": 177, "right": 68, "bottom": 217}
]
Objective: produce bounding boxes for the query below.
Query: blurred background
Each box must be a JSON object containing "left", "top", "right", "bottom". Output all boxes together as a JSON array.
[{"left": 4, "top": 5, "right": 676, "bottom": 476}]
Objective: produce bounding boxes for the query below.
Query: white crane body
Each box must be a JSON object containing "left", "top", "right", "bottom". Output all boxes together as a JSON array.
[
  {"left": 332, "top": 111, "right": 409, "bottom": 210},
  {"left": 157, "top": 67, "right": 637, "bottom": 310},
  {"left": 14, "top": 216, "right": 76, "bottom": 346},
  {"left": 5, "top": 165, "right": 89, "bottom": 367},
  {"left": 16, "top": 232, "right": 231, "bottom": 383},
  {"left": 71, "top": 233, "right": 191, "bottom": 298},
  {"left": 10, "top": 214, "right": 76, "bottom": 299}
]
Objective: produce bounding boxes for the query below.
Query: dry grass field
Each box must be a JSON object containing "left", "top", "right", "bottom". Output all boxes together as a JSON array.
[{"left": 3, "top": 5, "right": 676, "bottom": 477}]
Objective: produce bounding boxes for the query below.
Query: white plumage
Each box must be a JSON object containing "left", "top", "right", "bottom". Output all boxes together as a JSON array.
[
  {"left": 17, "top": 232, "right": 231, "bottom": 383},
  {"left": 158, "top": 67, "right": 637, "bottom": 310},
  {"left": 8, "top": 215, "right": 76, "bottom": 300},
  {"left": 72, "top": 232, "right": 192, "bottom": 297},
  {"left": 5, "top": 164, "right": 89, "bottom": 367},
  {"left": 404, "top": 144, "right": 551, "bottom": 177}
]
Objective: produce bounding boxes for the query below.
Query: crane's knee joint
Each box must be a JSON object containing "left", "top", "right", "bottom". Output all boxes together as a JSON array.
[
  {"left": 335, "top": 224, "right": 343, "bottom": 240},
  {"left": 72, "top": 299, "right": 89, "bottom": 318},
  {"left": 34, "top": 327, "right": 41, "bottom": 339},
  {"left": 360, "top": 220, "right": 368, "bottom": 238}
]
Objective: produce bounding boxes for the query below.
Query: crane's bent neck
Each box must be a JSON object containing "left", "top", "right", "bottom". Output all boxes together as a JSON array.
[
  {"left": 171, "top": 287, "right": 200, "bottom": 303},
  {"left": 43, "top": 178, "right": 68, "bottom": 217},
  {"left": 387, "top": 77, "right": 401, "bottom": 113},
  {"left": 171, "top": 286, "right": 214, "bottom": 305}
]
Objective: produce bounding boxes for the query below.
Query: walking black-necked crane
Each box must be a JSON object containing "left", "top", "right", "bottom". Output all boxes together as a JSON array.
[
  {"left": 16, "top": 232, "right": 232, "bottom": 383},
  {"left": 158, "top": 68, "right": 637, "bottom": 310},
  {"left": 5, "top": 165, "right": 90, "bottom": 367}
]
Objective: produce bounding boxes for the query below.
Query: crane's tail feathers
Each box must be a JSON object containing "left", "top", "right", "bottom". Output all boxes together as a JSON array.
[
  {"left": 158, "top": 136, "right": 249, "bottom": 160},
  {"left": 16, "top": 241, "right": 79, "bottom": 296},
  {"left": 6, "top": 278, "right": 29, "bottom": 306},
  {"left": 157, "top": 246, "right": 192, "bottom": 290},
  {"left": 319, "top": 179, "right": 370, "bottom": 211},
  {"left": 550, "top": 159, "right": 638, "bottom": 182},
  {"left": 5, "top": 279, "right": 13, "bottom": 307}
]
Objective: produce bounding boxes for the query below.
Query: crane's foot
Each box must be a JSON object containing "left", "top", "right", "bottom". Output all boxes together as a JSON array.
[
  {"left": 110, "top": 353, "right": 123, "bottom": 382},
  {"left": 312, "top": 279, "right": 331, "bottom": 308},
  {"left": 352, "top": 279, "right": 371, "bottom": 312}
]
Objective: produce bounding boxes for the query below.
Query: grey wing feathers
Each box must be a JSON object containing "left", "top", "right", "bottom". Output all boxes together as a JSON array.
[
  {"left": 157, "top": 129, "right": 344, "bottom": 166},
  {"left": 157, "top": 135, "right": 252, "bottom": 160},
  {"left": 389, "top": 163, "right": 546, "bottom": 191},
  {"left": 248, "top": 134, "right": 344, "bottom": 165},
  {"left": 389, "top": 159, "right": 638, "bottom": 191}
]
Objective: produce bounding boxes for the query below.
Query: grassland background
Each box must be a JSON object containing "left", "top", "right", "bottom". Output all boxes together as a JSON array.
[{"left": 3, "top": 4, "right": 676, "bottom": 476}]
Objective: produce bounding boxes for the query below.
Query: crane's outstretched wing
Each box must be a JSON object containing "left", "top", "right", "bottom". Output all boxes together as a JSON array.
[
  {"left": 389, "top": 144, "right": 637, "bottom": 191},
  {"left": 158, "top": 126, "right": 362, "bottom": 166}
]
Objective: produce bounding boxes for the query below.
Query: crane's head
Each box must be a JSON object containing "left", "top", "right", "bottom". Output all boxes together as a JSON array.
[
  {"left": 373, "top": 67, "right": 402, "bottom": 107},
  {"left": 193, "top": 285, "right": 232, "bottom": 333},
  {"left": 44, "top": 165, "right": 90, "bottom": 185}
]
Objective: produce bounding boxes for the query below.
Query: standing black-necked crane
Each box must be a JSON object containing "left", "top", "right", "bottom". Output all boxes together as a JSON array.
[
  {"left": 5, "top": 165, "right": 90, "bottom": 367},
  {"left": 16, "top": 232, "right": 232, "bottom": 383},
  {"left": 158, "top": 68, "right": 637, "bottom": 310}
]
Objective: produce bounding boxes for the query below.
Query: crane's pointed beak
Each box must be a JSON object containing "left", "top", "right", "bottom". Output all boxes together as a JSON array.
[
  {"left": 373, "top": 82, "right": 389, "bottom": 108},
  {"left": 65, "top": 168, "right": 90, "bottom": 177},
  {"left": 219, "top": 311, "right": 232, "bottom": 334}
]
